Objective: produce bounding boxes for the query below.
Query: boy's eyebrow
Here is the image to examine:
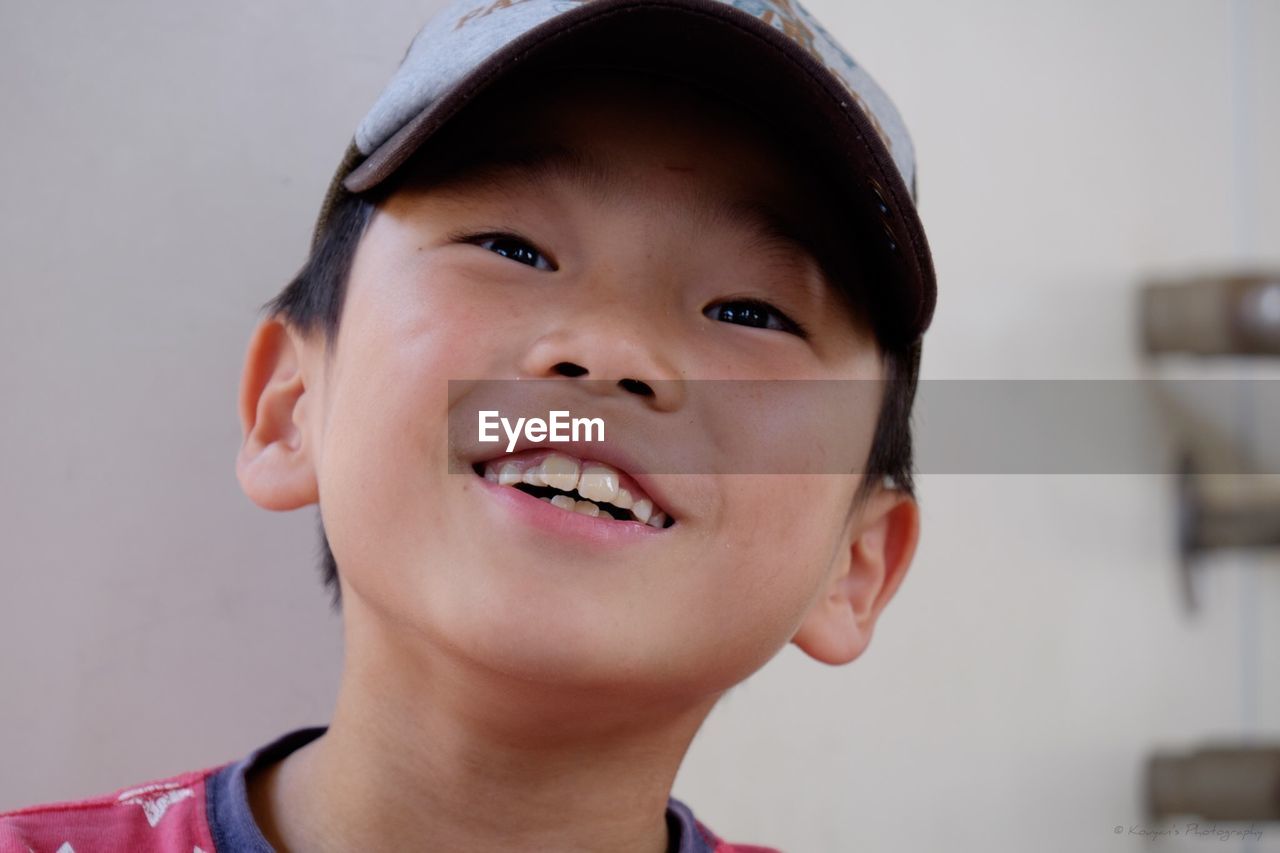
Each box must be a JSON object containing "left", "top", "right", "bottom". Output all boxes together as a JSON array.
[{"left": 425, "top": 140, "right": 839, "bottom": 294}]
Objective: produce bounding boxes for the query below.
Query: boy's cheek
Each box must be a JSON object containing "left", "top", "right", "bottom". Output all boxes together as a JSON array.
[
  {"left": 342, "top": 291, "right": 498, "bottom": 388},
  {"left": 707, "top": 473, "right": 851, "bottom": 590},
  {"left": 683, "top": 383, "right": 879, "bottom": 478}
]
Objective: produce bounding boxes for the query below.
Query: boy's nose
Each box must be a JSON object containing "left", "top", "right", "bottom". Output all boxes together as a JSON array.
[{"left": 518, "top": 317, "right": 685, "bottom": 412}]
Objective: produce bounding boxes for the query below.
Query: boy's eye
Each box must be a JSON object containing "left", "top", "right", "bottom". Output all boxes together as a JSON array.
[
  {"left": 705, "top": 299, "right": 809, "bottom": 338},
  {"left": 467, "top": 232, "right": 555, "bottom": 271}
]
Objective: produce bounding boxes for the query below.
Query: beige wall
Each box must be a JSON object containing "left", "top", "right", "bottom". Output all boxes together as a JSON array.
[{"left": 2, "top": 2, "right": 1277, "bottom": 851}]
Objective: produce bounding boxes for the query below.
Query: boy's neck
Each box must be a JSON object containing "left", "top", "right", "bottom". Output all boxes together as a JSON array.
[{"left": 247, "top": 604, "right": 720, "bottom": 852}]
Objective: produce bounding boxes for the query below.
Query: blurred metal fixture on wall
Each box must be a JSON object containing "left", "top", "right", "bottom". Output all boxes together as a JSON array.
[
  {"left": 1180, "top": 471, "right": 1280, "bottom": 553},
  {"left": 1146, "top": 744, "right": 1280, "bottom": 821},
  {"left": 1140, "top": 270, "right": 1280, "bottom": 612},
  {"left": 1143, "top": 272, "right": 1280, "bottom": 356},
  {"left": 1177, "top": 468, "right": 1280, "bottom": 612}
]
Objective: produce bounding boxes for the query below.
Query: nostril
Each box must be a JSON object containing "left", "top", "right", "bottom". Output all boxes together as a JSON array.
[
  {"left": 554, "top": 361, "right": 588, "bottom": 377},
  {"left": 619, "top": 378, "right": 654, "bottom": 397}
]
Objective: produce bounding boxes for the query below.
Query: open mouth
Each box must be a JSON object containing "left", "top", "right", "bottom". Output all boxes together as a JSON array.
[{"left": 472, "top": 451, "right": 673, "bottom": 529}]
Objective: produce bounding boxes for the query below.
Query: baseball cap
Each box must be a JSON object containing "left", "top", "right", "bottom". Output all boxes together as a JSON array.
[{"left": 309, "top": 0, "right": 936, "bottom": 346}]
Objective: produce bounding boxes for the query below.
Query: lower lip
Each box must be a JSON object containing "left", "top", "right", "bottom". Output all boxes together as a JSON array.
[{"left": 470, "top": 472, "right": 670, "bottom": 546}]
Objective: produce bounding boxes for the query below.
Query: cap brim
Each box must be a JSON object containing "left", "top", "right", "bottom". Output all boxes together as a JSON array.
[{"left": 321, "top": 0, "right": 935, "bottom": 344}]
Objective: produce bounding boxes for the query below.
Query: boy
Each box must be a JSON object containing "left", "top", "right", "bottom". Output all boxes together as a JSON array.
[{"left": 1, "top": 0, "right": 934, "bottom": 850}]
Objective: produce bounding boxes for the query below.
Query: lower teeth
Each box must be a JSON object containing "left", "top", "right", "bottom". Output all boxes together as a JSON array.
[
  {"left": 500, "top": 476, "right": 669, "bottom": 528},
  {"left": 541, "top": 495, "right": 601, "bottom": 517}
]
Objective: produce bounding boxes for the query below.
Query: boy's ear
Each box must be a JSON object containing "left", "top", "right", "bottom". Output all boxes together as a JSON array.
[
  {"left": 791, "top": 486, "right": 920, "bottom": 666},
  {"left": 235, "top": 318, "right": 321, "bottom": 511}
]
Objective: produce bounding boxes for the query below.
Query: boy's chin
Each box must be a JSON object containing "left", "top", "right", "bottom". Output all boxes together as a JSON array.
[
  {"left": 419, "top": 592, "right": 769, "bottom": 708},
  {"left": 345, "top": 543, "right": 796, "bottom": 706}
]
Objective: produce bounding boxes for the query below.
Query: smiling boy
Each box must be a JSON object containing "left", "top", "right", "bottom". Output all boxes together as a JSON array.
[{"left": 1, "top": 1, "right": 934, "bottom": 851}]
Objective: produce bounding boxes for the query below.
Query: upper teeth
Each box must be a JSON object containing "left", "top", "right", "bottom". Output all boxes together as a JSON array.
[{"left": 481, "top": 453, "right": 668, "bottom": 528}]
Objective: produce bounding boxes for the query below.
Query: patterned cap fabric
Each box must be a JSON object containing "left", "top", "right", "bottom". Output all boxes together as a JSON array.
[{"left": 312, "top": 0, "right": 936, "bottom": 343}]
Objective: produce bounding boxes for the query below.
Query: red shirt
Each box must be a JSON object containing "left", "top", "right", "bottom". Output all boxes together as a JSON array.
[{"left": 1, "top": 727, "right": 780, "bottom": 852}]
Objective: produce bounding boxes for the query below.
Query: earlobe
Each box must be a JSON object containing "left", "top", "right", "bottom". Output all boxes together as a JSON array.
[
  {"left": 791, "top": 489, "right": 920, "bottom": 666},
  {"left": 235, "top": 318, "right": 321, "bottom": 512}
]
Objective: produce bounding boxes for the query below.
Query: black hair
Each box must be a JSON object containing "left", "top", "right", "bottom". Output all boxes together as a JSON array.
[{"left": 258, "top": 190, "right": 375, "bottom": 610}]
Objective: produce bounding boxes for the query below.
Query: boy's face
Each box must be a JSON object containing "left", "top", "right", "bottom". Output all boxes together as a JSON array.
[{"left": 242, "top": 70, "right": 916, "bottom": 704}]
